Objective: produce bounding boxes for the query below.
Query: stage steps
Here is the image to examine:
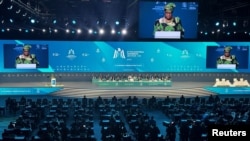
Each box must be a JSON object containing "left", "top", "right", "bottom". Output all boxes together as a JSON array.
[{"left": 51, "top": 87, "right": 215, "bottom": 98}]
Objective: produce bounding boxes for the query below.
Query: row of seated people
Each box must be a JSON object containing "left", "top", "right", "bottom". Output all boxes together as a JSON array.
[
  {"left": 123, "top": 103, "right": 164, "bottom": 141},
  {"left": 99, "top": 106, "right": 132, "bottom": 141},
  {"left": 3, "top": 95, "right": 250, "bottom": 141},
  {"left": 213, "top": 78, "right": 250, "bottom": 87},
  {"left": 3, "top": 97, "right": 96, "bottom": 141},
  {"left": 161, "top": 95, "right": 250, "bottom": 141},
  {"left": 93, "top": 74, "right": 171, "bottom": 82},
  {"left": 3, "top": 97, "right": 46, "bottom": 141}
]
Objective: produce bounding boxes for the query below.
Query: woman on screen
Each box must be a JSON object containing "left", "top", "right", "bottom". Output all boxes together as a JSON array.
[
  {"left": 217, "top": 46, "right": 239, "bottom": 67},
  {"left": 154, "top": 2, "right": 185, "bottom": 38},
  {"left": 15, "top": 45, "right": 39, "bottom": 67}
]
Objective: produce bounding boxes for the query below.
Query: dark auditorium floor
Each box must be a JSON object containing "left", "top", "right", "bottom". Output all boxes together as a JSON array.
[
  {"left": 0, "top": 95, "right": 173, "bottom": 141},
  {"left": 1, "top": 94, "right": 250, "bottom": 141}
]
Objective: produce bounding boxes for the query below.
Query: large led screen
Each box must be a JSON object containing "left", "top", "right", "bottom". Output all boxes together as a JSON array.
[
  {"left": 138, "top": 1, "right": 199, "bottom": 39},
  {"left": 4, "top": 44, "right": 49, "bottom": 69},
  {"left": 0, "top": 40, "right": 249, "bottom": 73}
]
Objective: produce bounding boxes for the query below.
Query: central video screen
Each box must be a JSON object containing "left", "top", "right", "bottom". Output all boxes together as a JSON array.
[{"left": 138, "top": 0, "right": 198, "bottom": 40}]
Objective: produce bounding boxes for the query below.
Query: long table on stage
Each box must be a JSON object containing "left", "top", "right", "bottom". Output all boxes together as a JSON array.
[{"left": 92, "top": 79, "right": 172, "bottom": 87}]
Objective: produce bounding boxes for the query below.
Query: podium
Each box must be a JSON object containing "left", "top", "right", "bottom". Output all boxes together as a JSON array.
[
  {"left": 16, "top": 64, "right": 36, "bottom": 69},
  {"left": 154, "top": 31, "right": 181, "bottom": 39},
  {"left": 217, "top": 64, "right": 236, "bottom": 69},
  {"left": 51, "top": 78, "right": 56, "bottom": 87}
]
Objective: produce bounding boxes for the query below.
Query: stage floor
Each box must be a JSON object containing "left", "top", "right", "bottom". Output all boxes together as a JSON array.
[
  {"left": 0, "top": 81, "right": 249, "bottom": 98},
  {"left": 0, "top": 81, "right": 212, "bottom": 98}
]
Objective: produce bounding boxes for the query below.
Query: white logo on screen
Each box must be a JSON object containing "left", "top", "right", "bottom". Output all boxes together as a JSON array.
[
  {"left": 181, "top": 49, "right": 189, "bottom": 58},
  {"left": 113, "top": 48, "right": 125, "bottom": 59},
  {"left": 67, "top": 49, "right": 77, "bottom": 60}
]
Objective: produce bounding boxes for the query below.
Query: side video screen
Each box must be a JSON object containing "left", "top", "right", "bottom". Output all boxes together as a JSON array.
[
  {"left": 206, "top": 46, "right": 249, "bottom": 69},
  {"left": 3, "top": 44, "right": 49, "bottom": 69}
]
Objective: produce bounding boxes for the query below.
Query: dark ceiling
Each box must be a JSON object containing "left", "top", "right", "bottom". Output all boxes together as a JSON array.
[
  {"left": 0, "top": 0, "right": 249, "bottom": 40},
  {"left": 1, "top": 0, "right": 249, "bottom": 23},
  {"left": 1, "top": 0, "right": 137, "bottom": 25}
]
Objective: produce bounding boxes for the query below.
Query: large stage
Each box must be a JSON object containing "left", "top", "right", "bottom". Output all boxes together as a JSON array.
[
  {"left": 92, "top": 79, "right": 172, "bottom": 87},
  {"left": 204, "top": 86, "right": 250, "bottom": 95},
  {"left": 0, "top": 81, "right": 250, "bottom": 99},
  {"left": 0, "top": 87, "right": 63, "bottom": 96}
]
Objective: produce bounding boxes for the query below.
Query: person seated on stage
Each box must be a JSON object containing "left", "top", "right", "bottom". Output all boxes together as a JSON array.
[
  {"left": 166, "top": 76, "right": 171, "bottom": 82},
  {"left": 137, "top": 75, "right": 142, "bottom": 81},
  {"left": 122, "top": 74, "right": 127, "bottom": 80},
  {"left": 115, "top": 76, "right": 120, "bottom": 81}
]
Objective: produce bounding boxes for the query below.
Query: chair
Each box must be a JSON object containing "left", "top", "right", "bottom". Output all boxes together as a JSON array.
[{"left": 213, "top": 78, "right": 221, "bottom": 87}]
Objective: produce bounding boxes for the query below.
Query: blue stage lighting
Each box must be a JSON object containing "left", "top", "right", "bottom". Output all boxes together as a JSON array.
[
  {"left": 233, "top": 22, "right": 236, "bottom": 26},
  {"left": 215, "top": 22, "right": 220, "bottom": 26},
  {"left": 53, "top": 20, "right": 57, "bottom": 24},
  {"left": 115, "top": 21, "right": 119, "bottom": 25},
  {"left": 30, "top": 19, "right": 35, "bottom": 24}
]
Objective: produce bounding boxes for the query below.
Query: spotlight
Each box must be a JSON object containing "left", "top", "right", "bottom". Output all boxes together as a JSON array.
[
  {"left": 99, "top": 29, "right": 104, "bottom": 34},
  {"left": 88, "top": 29, "right": 93, "bottom": 34},
  {"left": 6, "top": 28, "right": 10, "bottom": 31},
  {"left": 9, "top": 19, "right": 13, "bottom": 23},
  {"left": 30, "top": 19, "right": 35, "bottom": 24},
  {"left": 115, "top": 21, "right": 119, "bottom": 25},
  {"left": 53, "top": 20, "right": 57, "bottom": 24},
  {"left": 72, "top": 20, "right": 76, "bottom": 25},
  {"left": 42, "top": 29, "right": 46, "bottom": 32},
  {"left": 215, "top": 22, "right": 220, "bottom": 26},
  {"left": 16, "top": 9, "right": 21, "bottom": 14},
  {"left": 7, "top": 5, "right": 13, "bottom": 10},
  {"left": 31, "top": 29, "right": 34, "bottom": 32},
  {"left": 111, "top": 29, "right": 115, "bottom": 34},
  {"left": 121, "top": 29, "right": 127, "bottom": 35},
  {"left": 54, "top": 29, "right": 58, "bottom": 33},
  {"left": 22, "top": 13, "right": 27, "bottom": 17},
  {"left": 233, "top": 22, "right": 236, "bottom": 26},
  {"left": 77, "top": 29, "right": 81, "bottom": 34},
  {"left": 66, "top": 29, "right": 70, "bottom": 33}
]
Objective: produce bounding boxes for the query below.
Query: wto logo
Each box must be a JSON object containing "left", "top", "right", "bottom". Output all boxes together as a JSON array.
[
  {"left": 66, "top": 49, "right": 77, "bottom": 60},
  {"left": 181, "top": 49, "right": 189, "bottom": 58},
  {"left": 113, "top": 48, "right": 125, "bottom": 59}
]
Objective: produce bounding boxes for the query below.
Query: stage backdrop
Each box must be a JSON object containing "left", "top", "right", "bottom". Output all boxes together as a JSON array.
[{"left": 0, "top": 40, "right": 249, "bottom": 73}]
